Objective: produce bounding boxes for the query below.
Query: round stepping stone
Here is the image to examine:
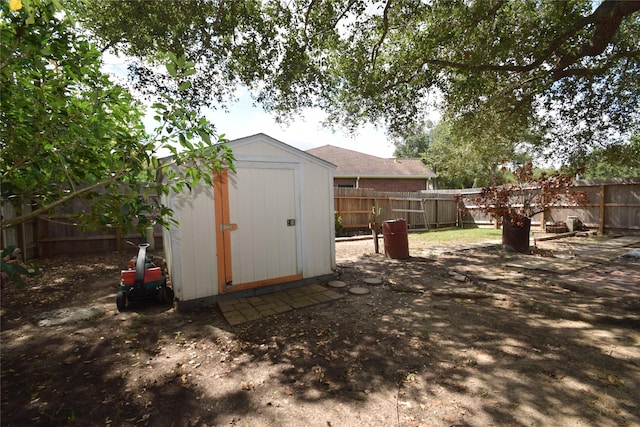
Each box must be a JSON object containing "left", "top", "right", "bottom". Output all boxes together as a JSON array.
[
  {"left": 349, "top": 287, "right": 370, "bottom": 295},
  {"left": 364, "top": 278, "right": 382, "bottom": 285},
  {"left": 327, "top": 280, "right": 347, "bottom": 288},
  {"left": 478, "top": 274, "right": 500, "bottom": 281}
]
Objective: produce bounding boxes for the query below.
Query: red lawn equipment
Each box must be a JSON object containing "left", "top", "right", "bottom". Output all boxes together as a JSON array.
[{"left": 117, "top": 243, "right": 173, "bottom": 312}]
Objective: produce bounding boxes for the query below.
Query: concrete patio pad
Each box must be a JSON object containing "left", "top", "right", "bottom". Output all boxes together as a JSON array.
[
  {"left": 504, "top": 257, "right": 592, "bottom": 274},
  {"left": 217, "top": 284, "right": 343, "bottom": 326},
  {"left": 505, "top": 236, "right": 640, "bottom": 274},
  {"left": 556, "top": 260, "right": 640, "bottom": 295}
]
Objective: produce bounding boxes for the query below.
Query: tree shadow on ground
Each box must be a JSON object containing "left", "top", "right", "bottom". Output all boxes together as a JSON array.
[{"left": 2, "top": 249, "right": 639, "bottom": 426}]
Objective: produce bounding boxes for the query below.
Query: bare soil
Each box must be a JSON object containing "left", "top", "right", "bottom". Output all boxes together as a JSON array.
[{"left": 1, "top": 236, "right": 639, "bottom": 427}]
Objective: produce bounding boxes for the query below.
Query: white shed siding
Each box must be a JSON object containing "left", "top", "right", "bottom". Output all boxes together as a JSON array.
[
  {"left": 165, "top": 185, "right": 218, "bottom": 300},
  {"left": 301, "top": 159, "right": 336, "bottom": 277},
  {"left": 163, "top": 133, "right": 335, "bottom": 304}
]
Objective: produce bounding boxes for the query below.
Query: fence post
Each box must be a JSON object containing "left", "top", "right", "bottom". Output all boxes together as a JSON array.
[
  {"left": 38, "top": 216, "right": 47, "bottom": 258},
  {"left": 598, "top": 184, "right": 605, "bottom": 234},
  {"left": 116, "top": 228, "right": 123, "bottom": 251}
]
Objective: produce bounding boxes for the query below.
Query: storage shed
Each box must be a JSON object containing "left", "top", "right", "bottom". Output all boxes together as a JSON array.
[{"left": 162, "top": 133, "right": 337, "bottom": 308}]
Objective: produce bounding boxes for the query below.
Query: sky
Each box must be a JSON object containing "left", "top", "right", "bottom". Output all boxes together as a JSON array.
[
  {"left": 102, "top": 53, "right": 414, "bottom": 159},
  {"left": 202, "top": 90, "right": 397, "bottom": 158}
]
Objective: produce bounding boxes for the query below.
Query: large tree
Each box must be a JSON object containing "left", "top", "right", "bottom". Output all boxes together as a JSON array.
[
  {"left": 393, "top": 118, "right": 537, "bottom": 188},
  {"left": 415, "top": 120, "right": 526, "bottom": 188},
  {"left": 571, "top": 134, "right": 640, "bottom": 178},
  {"left": 72, "top": 0, "right": 640, "bottom": 164},
  {"left": 1, "top": 0, "right": 234, "bottom": 232},
  {"left": 392, "top": 121, "right": 435, "bottom": 158},
  {"left": 68, "top": 0, "right": 272, "bottom": 112}
]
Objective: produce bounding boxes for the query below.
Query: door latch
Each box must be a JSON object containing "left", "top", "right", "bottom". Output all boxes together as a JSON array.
[{"left": 220, "top": 223, "right": 238, "bottom": 231}]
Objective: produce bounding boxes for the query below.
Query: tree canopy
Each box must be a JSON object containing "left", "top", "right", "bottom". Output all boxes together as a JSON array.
[
  {"left": 571, "top": 134, "right": 640, "bottom": 179},
  {"left": 393, "top": 120, "right": 529, "bottom": 188},
  {"left": 71, "top": 0, "right": 640, "bottom": 165},
  {"left": 392, "top": 121, "right": 435, "bottom": 158},
  {"left": 3, "top": 0, "right": 637, "bottom": 233},
  {"left": 1, "top": 0, "right": 234, "bottom": 232}
]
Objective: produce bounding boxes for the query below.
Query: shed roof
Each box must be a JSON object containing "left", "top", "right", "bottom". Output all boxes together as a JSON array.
[
  {"left": 306, "top": 145, "right": 436, "bottom": 178},
  {"left": 230, "top": 133, "right": 336, "bottom": 170}
]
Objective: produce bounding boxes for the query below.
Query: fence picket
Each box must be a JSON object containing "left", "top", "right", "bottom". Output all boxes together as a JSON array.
[{"left": 2, "top": 179, "right": 638, "bottom": 257}]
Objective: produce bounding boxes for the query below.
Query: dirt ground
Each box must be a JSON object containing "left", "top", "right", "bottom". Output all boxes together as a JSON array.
[{"left": 1, "top": 235, "right": 639, "bottom": 427}]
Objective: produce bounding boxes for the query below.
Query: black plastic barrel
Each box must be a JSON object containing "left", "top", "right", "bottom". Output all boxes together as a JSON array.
[{"left": 382, "top": 219, "right": 409, "bottom": 259}]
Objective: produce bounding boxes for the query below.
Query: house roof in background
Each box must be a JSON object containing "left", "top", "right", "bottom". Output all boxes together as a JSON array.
[{"left": 306, "top": 145, "right": 436, "bottom": 178}]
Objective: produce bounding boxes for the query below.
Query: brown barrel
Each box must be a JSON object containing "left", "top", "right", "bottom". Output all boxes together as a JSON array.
[
  {"left": 502, "top": 216, "right": 531, "bottom": 253},
  {"left": 382, "top": 219, "right": 409, "bottom": 259}
]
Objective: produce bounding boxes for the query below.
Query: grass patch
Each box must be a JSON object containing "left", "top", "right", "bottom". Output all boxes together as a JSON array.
[{"left": 408, "top": 228, "right": 501, "bottom": 245}]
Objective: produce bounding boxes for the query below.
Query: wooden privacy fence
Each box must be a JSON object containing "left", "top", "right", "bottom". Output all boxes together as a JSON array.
[
  {"left": 1, "top": 201, "right": 163, "bottom": 260},
  {"left": 548, "top": 178, "right": 640, "bottom": 234},
  {"left": 336, "top": 178, "right": 640, "bottom": 235},
  {"left": 35, "top": 215, "right": 164, "bottom": 258},
  {"left": 334, "top": 187, "right": 459, "bottom": 231},
  {"left": 457, "top": 178, "right": 640, "bottom": 233},
  {"left": 0, "top": 211, "right": 163, "bottom": 260},
  {"left": 0, "top": 202, "right": 38, "bottom": 260},
  {"left": 2, "top": 179, "right": 638, "bottom": 258}
]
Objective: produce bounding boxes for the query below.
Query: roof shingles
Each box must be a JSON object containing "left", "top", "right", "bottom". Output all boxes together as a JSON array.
[{"left": 306, "top": 145, "right": 436, "bottom": 178}]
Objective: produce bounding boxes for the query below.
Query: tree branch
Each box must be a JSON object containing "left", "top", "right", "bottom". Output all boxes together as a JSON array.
[
  {"left": 54, "top": 148, "right": 77, "bottom": 193},
  {"left": 413, "top": 0, "right": 640, "bottom": 79},
  {"left": 553, "top": 49, "right": 640, "bottom": 79},
  {"left": 100, "top": 40, "right": 114, "bottom": 54},
  {"left": 1, "top": 169, "right": 128, "bottom": 229},
  {"left": 302, "top": 0, "right": 318, "bottom": 46},
  {"left": 308, "top": 0, "right": 359, "bottom": 41},
  {"left": 555, "top": 0, "right": 640, "bottom": 74},
  {"left": 421, "top": 58, "right": 537, "bottom": 73},
  {"left": 1, "top": 145, "right": 42, "bottom": 181},
  {"left": 370, "top": 0, "right": 392, "bottom": 66}
]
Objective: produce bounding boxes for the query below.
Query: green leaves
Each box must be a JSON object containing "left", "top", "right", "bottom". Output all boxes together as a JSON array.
[
  {"left": 1, "top": 246, "right": 39, "bottom": 289},
  {"left": 166, "top": 61, "right": 177, "bottom": 78},
  {"left": 71, "top": 0, "right": 638, "bottom": 165},
  {"left": 572, "top": 135, "right": 640, "bottom": 179},
  {"left": 1, "top": 0, "right": 234, "bottom": 238}
]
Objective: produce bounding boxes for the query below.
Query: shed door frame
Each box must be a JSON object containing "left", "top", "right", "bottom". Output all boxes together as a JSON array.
[{"left": 214, "top": 160, "right": 304, "bottom": 294}]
